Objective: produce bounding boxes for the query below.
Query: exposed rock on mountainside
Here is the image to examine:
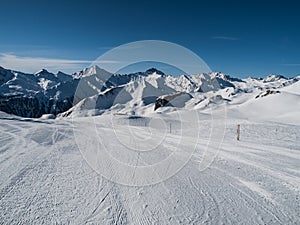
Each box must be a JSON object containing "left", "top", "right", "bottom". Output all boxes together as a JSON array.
[{"left": 0, "top": 65, "right": 298, "bottom": 118}]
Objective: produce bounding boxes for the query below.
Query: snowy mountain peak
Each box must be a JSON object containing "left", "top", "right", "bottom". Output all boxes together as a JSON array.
[
  {"left": 34, "top": 69, "right": 51, "bottom": 76},
  {"left": 72, "top": 65, "right": 112, "bottom": 79},
  {"left": 210, "top": 72, "right": 225, "bottom": 78},
  {"left": 263, "top": 74, "right": 287, "bottom": 82},
  {"left": 145, "top": 68, "right": 165, "bottom": 76},
  {"left": 210, "top": 72, "right": 244, "bottom": 82}
]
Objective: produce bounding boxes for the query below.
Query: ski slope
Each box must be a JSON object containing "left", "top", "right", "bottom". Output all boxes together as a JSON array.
[{"left": 0, "top": 110, "right": 299, "bottom": 224}]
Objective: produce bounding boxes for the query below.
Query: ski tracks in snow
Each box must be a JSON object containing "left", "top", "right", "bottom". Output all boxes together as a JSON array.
[{"left": 0, "top": 117, "right": 299, "bottom": 224}]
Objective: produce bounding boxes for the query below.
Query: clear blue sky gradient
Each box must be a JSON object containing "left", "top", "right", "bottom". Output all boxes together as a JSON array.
[{"left": 0, "top": 0, "right": 299, "bottom": 77}]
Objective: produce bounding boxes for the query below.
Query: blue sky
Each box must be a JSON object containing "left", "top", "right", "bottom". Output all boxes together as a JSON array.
[{"left": 0, "top": 0, "right": 299, "bottom": 77}]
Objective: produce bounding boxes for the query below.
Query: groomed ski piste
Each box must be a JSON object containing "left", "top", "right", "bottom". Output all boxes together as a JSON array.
[{"left": 0, "top": 69, "right": 299, "bottom": 224}]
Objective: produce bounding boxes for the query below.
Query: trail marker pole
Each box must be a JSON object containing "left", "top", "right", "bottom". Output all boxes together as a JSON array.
[{"left": 237, "top": 124, "right": 240, "bottom": 141}]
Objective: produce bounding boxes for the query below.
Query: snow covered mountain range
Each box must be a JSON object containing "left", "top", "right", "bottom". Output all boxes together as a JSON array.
[{"left": 0, "top": 65, "right": 299, "bottom": 119}]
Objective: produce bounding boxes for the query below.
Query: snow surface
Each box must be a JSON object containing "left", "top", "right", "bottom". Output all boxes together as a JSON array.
[
  {"left": 0, "top": 66, "right": 300, "bottom": 224},
  {"left": 0, "top": 102, "right": 299, "bottom": 224}
]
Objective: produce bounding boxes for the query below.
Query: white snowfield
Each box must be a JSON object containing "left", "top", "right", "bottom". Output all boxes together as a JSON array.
[{"left": 0, "top": 70, "right": 300, "bottom": 224}]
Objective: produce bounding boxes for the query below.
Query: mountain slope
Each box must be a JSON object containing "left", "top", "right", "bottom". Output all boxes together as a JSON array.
[
  {"left": 0, "top": 108, "right": 299, "bottom": 224},
  {"left": 0, "top": 66, "right": 299, "bottom": 118}
]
